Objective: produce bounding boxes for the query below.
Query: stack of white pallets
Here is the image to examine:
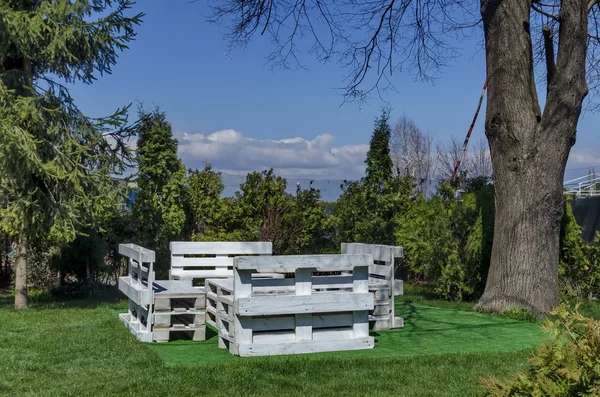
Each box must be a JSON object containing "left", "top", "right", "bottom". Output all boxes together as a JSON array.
[
  {"left": 341, "top": 243, "right": 404, "bottom": 330},
  {"left": 151, "top": 281, "right": 207, "bottom": 342},
  {"left": 206, "top": 254, "right": 375, "bottom": 357},
  {"left": 117, "top": 243, "right": 207, "bottom": 343}
]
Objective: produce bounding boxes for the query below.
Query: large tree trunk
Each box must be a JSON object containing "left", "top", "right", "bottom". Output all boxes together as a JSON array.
[
  {"left": 476, "top": 0, "right": 588, "bottom": 315},
  {"left": 477, "top": 145, "right": 567, "bottom": 314},
  {"left": 14, "top": 234, "right": 28, "bottom": 309}
]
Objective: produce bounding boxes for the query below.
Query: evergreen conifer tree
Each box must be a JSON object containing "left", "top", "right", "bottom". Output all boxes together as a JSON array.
[
  {"left": 0, "top": 1, "right": 143, "bottom": 308},
  {"left": 336, "top": 108, "right": 410, "bottom": 245},
  {"left": 364, "top": 108, "right": 394, "bottom": 189},
  {"left": 132, "top": 107, "right": 186, "bottom": 272}
]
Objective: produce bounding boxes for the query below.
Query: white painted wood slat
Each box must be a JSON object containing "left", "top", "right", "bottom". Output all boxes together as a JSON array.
[
  {"left": 237, "top": 338, "right": 374, "bottom": 357},
  {"left": 341, "top": 242, "right": 403, "bottom": 262},
  {"left": 170, "top": 241, "right": 272, "bottom": 255},
  {"left": 119, "top": 243, "right": 156, "bottom": 263},
  {"left": 170, "top": 256, "right": 234, "bottom": 268},
  {"left": 235, "top": 293, "right": 374, "bottom": 316},
  {"left": 234, "top": 254, "right": 373, "bottom": 272}
]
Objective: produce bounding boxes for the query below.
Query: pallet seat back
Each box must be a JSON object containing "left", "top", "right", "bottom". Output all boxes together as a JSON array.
[{"left": 169, "top": 241, "right": 273, "bottom": 285}]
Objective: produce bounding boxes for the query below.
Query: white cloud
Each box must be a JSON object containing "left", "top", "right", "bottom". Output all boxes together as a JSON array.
[
  {"left": 565, "top": 146, "right": 600, "bottom": 181},
  {"left": 176, "top": 129, "right": 368, "bottom": 180},
  {"left": 568, "top": 147, "right": 600, "bottom": 168}
]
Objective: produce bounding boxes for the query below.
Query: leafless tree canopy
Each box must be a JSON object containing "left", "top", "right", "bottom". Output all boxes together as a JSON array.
[
  {"left": 469, "top": 137, "right": 492, "bottom": 179},
  {"left": 206, "top": 0, "right": 600, "bottom": 106},
  {"left": 390, "top": 114, "right": 434, "bottom": 192},
  {"left": 435, "top": 135, "right": 462, "bottom": 182},
  {"left": 435, "top": 136, "right": 492, "bottom": 182},
  {"left": 207, "top": 0, "right": 479, "bottom": 102}
]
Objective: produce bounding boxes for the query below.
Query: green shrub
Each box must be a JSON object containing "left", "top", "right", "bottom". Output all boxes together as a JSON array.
[
  {"left": 187, "top": 168, "right": 335, "bottom": 255},
  {"left": 499, "top": 308, "right": 538, "bottom": 323},
  {"left": 185, "top": 164, "right": 229, "bottom": 239},
  {"left": 395, "top": 182, "right": 489, "bottom": 302},
  {"left": 480, "top": 303, "right": 600, "bottom": 396}
]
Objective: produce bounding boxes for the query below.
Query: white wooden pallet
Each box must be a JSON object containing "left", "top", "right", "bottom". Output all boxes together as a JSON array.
[
  {"left": 168, "top": 241, "right": 275, "bottom": 285},
  {"left": 152, "top": 281, "right": 207, "bottom": 342},
  {"left": 118, "top": 275, "right": 152, "bottom": 306},
  {"left": 341, "top": 243, "right": 404, "bottom": 330},
  {"left": 212, "top": 254, "right": 375, "bottom": 357},
  {"left": 119, "top": 312, "right": 153, "bottom": 343}
]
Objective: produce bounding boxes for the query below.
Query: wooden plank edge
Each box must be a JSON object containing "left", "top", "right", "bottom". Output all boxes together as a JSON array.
[{"left": 236, "top": 337, "right": 374, "bottom": 357}]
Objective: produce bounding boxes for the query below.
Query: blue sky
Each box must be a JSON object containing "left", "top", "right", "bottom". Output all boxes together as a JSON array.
[{"left": 68, "top": 0, "right": 599, "bottom": 181}]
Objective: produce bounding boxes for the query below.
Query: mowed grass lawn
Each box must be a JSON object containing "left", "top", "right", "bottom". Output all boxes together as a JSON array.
[{"left": 0, "top": 288, "right": 546, "bottom": 397}]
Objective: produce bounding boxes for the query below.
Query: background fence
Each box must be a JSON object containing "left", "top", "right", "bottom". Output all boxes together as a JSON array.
[
  {"left": 119, "top": 167, "right": 600, "bottom": 209},
  {"left": 117, "top": 171, "right": 354, "bottom": 210},
  {"left": 219, "top": 172, "right": 353, "bottom": 202}
]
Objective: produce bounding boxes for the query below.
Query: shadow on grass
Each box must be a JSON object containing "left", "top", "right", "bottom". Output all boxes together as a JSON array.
[
  {"left": 168, "top": 326, "right": 218, "bottom": 342},
  {"left": 0, "top": 285, "right": 127, "bottom": 310},
  {"left": 0, "top": 294, "right": 13, "bottom": 309},
  {"left": 399, "top": 284, "right": 479, "bottom": 312},
  {"left": 398, "top": 302, "right": 541, "bottom": 338}
]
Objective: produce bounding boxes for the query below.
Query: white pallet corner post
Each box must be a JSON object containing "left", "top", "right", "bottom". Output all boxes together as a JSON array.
[
  {"left": 352, "top": 261, "right": 370, "bottom": 338},
  {"left": 117, "top": 243, "right": 156, "bottom": 342},
  {"left": 341, "top": 243, "right": 405, "bottom": 330},
  {"left": 295, "top": 268, "right": 313, "bottom": 341},
  {"left": 232, "top": 264, "right": 253, "bottom": 355}
]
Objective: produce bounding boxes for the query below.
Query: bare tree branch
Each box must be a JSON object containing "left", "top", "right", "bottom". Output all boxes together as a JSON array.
[
  {"left": 206, "top": 0, "right": 478, "bottom": 103},
  {"left": 543, "top": 26, "right": 557, "bottom": 91},
  {"left": 532, "top": 4, "right": 560, "bottom": 21},
  {"left": 436, "top": 136, "right": 463, "bottom": 182},
  {"left": 205, "top": 0, "right": 600, "bottom": 109},
  {"left": 390, "top": 114, "right": 434, "bottom": 193}
]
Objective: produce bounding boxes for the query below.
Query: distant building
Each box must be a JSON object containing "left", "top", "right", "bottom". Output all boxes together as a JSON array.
[{"left": 114, "top": 178, "right": 138, "bottom": 210}]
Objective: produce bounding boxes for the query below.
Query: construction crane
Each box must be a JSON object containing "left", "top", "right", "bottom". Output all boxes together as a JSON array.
[{"left": 449, "top": 79, "right": 488, "bottom": 184}]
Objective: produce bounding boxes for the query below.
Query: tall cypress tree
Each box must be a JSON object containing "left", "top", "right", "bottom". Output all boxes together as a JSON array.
[
  {"left": 0, "top": 1, "right": 143, "bottom": 308},
  {"left": 364, "top": 108, "right": 394, "bottom": 189},
  {"left": 132, "top": 107, "right": 186, "bottom": 272},
  {"left": 336, "top": 108, "right": 410, "bottom": 245}
]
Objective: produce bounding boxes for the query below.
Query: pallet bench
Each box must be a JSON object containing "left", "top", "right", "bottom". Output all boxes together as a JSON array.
[
  {"left": 168, "top": 241, "right": 280, "bottom": 287},
  {"left": 117, "top": 243, "right": 207, "bottom": 342},
  {"left": 341, "top": 243, "right": 404, "bottom": 330},
  {"left": 207, "top": 254, "right": 375, "bottom": 357}
]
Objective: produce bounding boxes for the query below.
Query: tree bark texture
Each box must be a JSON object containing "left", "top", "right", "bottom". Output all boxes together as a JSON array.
[
  {"left": 14, "top": 234, "right": 28, "bottom": 309},
  {"left": 476, "top": 0, "right": 588, "bottom": 315}
]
